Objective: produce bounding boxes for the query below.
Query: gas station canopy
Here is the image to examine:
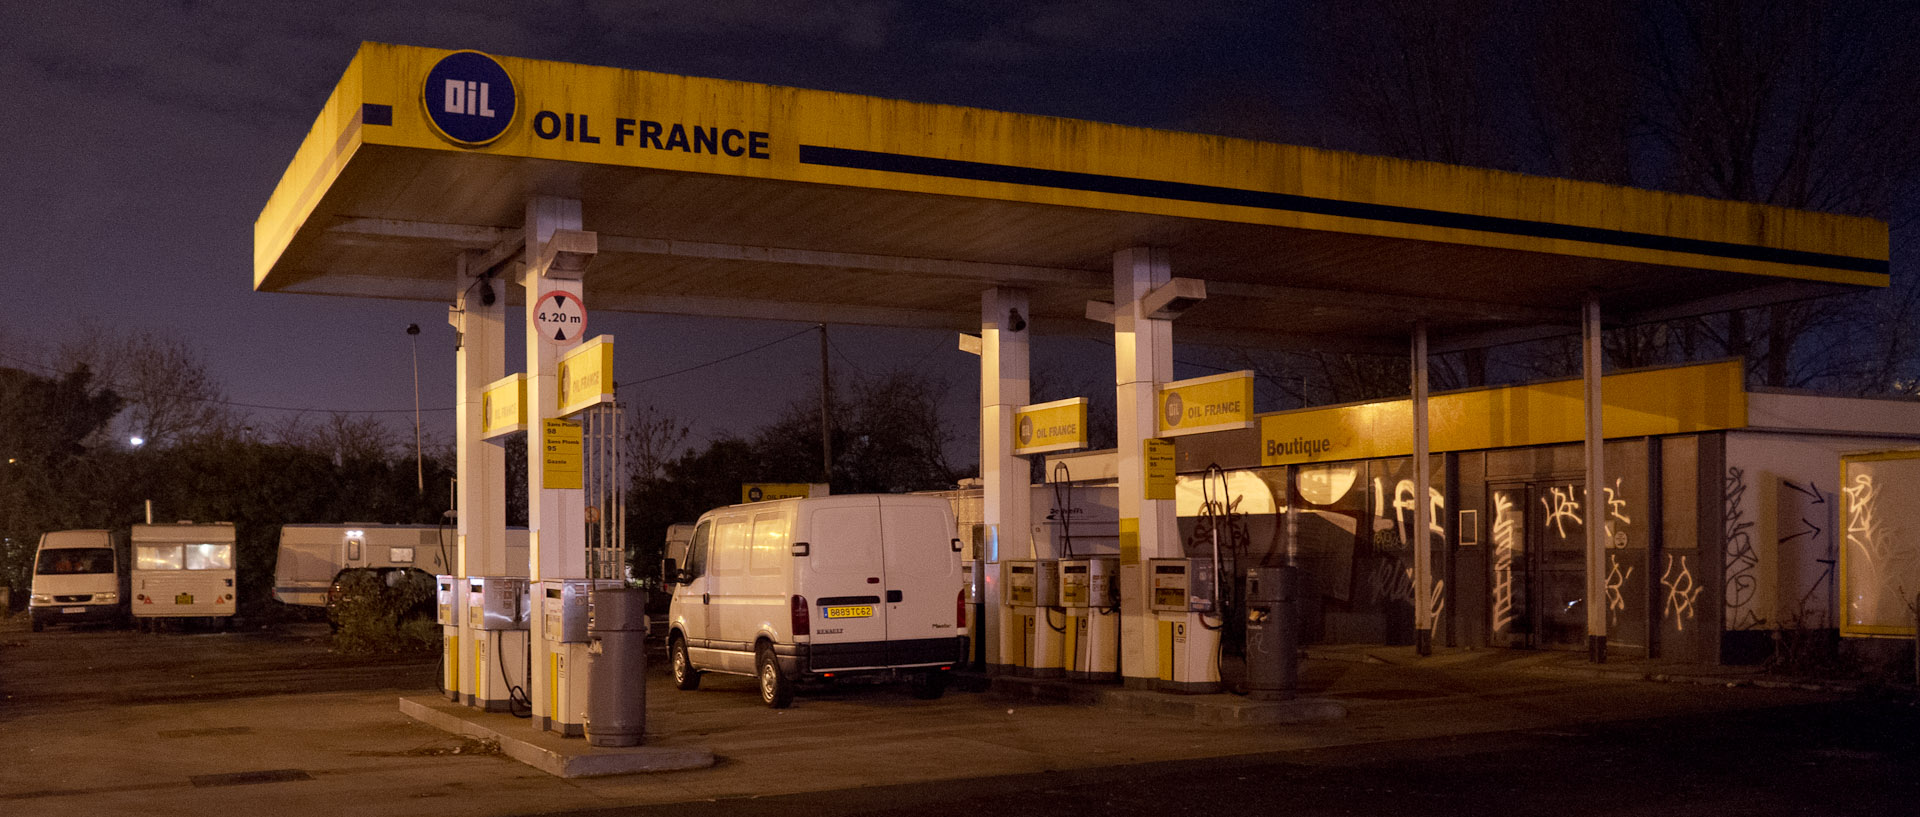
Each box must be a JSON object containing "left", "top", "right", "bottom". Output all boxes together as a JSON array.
[{"left": 256, "top": 43, "right": 1889, "bottom": 354}]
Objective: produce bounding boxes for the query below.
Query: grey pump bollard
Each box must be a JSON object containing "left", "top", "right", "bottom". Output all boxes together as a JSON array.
[
  {"left": 1243, "top": 566, "right": 1298, "bottom": 701},
  {"left": 586, "top": 587, "right": 648, "bottom": 747}
]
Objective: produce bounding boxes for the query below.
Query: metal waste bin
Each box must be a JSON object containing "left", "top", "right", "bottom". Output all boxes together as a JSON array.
[
  {"left": 586, "top": 587, "right": 647, "bottom": 747},
  {"left": 1243, "top": 566, "right": 1298, "bottom": 701}
]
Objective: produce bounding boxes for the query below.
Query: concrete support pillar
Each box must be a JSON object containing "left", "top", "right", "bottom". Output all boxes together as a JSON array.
[
  {"left": 524, "top": 196, "right": 590, "bottom": 730},
  {"left": 979, "top": 288, "right": 1031, "bottom": 674},
  {"left": 1114, "top": 247, "right": 1215, "bottom": 692},
  {"left": 1582, "top": 294, "right": 1608, "bottom": 663},
  {"left": 453, "top": 252, "right": 507, "bottom": 706},
  {"left": 1412, "top": 323, "right": 1434, "bottom": 655}
]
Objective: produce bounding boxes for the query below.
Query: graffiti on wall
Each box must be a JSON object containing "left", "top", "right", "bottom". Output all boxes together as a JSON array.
[
  {"left": 1605, "top": 556, "right": 1633, "bottom": 617},
  {"left": 1536, "top": 480, "right": 1631, "bottom": 544},
  {"left": 1779, "top": 479, "right": 1833, "bottom": 626},
  {"left": 1367, "top": 558, "right": 1415, "bottom": 602},
  {"left": 1541, "top": 486, "right": 1582, "bottom": 538},
  {"left": 1724, "top": 466, "right": 1764, "bottom": 630},
  {"left": 1491, "top": 491, "right": 1520, "bottom": 632},
  {"left": 1372, "top": 477, "right": 1444, "bottom": 551},
  {"left": 1841, "top": 472, "right": 1920, "bottom": 630},
  {"left": 1661, "top": 554, "right": 1703, "bottom": 630}
]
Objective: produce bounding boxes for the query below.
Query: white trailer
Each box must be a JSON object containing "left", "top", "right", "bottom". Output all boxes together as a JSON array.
[
  {"left": 131, "top": 522, "right": 237, "bottom": 626},
  {"left": 273, "top": 524, "right": 452, "bottom": 607},
  {"left": 272, "top": 523, "right": 523, "bottom": 607}
]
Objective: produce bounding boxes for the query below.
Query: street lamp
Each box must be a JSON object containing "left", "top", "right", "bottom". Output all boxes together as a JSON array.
[{"left": 407, "top": 323, "right": 423, "bottom": 495}]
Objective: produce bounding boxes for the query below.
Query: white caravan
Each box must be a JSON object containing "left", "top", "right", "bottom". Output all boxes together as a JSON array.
[
  {"left": 131, "top": 522, "right": 237, "bottom": 627},
  {"left": 272, "top": 523, "right": 456, "bottom": 607},
  {"left": 28, "top": 529, "right": 125, "bottom": 631},
  {"left": 664, "top": 494, "right": 966, "bottom": 707}
]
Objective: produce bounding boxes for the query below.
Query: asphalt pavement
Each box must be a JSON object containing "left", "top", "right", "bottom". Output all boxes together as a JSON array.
[{"left": 2, "top": 614, "right": 1907, "bottom": 817}]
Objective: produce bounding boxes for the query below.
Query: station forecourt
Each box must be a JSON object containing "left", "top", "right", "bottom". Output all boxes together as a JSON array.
[{"left": 253, "top": 43, "right": 1898, "bottom": 731}]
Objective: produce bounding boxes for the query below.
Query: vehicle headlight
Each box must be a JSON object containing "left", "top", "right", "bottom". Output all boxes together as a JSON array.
[
  {"left": 29, "top": 593, "right": 54, "bottom": 604},
  {"left": 95, "top": 592, "right": 119, "bottom": 603}
]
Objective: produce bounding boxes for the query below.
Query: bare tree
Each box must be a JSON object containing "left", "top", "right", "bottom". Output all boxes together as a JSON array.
[
  {"left": 1266, "top": 1, "right": 1920, "bottom": 403},
  {"left": 624, "top": 402, "right": 691, "bottom": 484},
  {"left": 58, "top": 326, "right": 236, "bottom": 447},
  {"left": 267, "top": 412, "right": 398, "bottom": 466}
]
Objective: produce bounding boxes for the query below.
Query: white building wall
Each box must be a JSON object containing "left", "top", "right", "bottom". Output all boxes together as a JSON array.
[{"left": 1722, "top": 430, "right": 1918, "bottom": 632}]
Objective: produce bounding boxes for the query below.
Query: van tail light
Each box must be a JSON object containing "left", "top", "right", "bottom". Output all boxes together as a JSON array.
[
  {"left": 956, "top": 587, "right": 966, "bottom": 629},
  {"left": 791, "top": 594, "right": 810, "bottom": 637}
]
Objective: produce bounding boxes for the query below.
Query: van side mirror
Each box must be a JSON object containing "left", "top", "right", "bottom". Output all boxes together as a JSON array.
[{"left": 662, "top": 558, "right": 679, "bottom": 584}]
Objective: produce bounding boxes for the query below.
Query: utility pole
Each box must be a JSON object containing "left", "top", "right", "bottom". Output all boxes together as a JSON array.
[
  {"left": 819, "top": 324, "right": 832, "bottom": 485},
  {"left": 408, "top": 323, "right": 424, "bottom": 494}
]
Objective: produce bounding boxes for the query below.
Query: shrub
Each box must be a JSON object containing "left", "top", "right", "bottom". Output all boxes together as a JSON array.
[{"left": 329, "top": 568, "right": 439, "bottom": 654}]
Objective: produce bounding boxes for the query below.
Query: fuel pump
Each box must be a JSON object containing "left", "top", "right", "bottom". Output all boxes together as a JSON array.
[
  {"left": 1002, "top": 560, "right": 1060, "bottom": 676},
  {"left": 961, "top": 561, "right": 982, "bottom": 670},
  {"left": 468, "top": 576, "right": 530, "bottom": 713},
  {"left": 436, "top": 574, "right": 459, "bottom": 701},
  {"left": 1058, "top": 556, "right": 1119, "bottom": 681},
  {"left": 1146, "top": 557, "right": 1218, "bottom": 692},
  {"left": 539, "top": 578, "right": 622, "bottom": 736}
]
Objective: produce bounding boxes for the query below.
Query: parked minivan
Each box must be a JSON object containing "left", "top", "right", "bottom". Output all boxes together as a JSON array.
[
  {"left": 664, "top": 495, "right": 966, "bottom": 707},
  {"left": 28, "top": 529, "right": 126, "bottom": 631}
]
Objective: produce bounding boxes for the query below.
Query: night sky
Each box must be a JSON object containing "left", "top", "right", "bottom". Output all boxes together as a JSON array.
[{"left": 0, "top": 2, "right": 1312, "bottom": 464}]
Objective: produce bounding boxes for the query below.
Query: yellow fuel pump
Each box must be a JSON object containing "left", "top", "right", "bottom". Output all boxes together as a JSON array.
[
  {"left": 436, "top": 574, "right": 459, "bottom": 701},
  {"left": 1147, "top": 557, "right": 1221, "bottom": 692},
  {"left": 540, "top": 579, "right": 622, "bottom": 736},
  {"left": 1002, "top": 560, "right": 1061, "bottom": 676},
  {"left": 1059, "top": 557, "right": 1119, "bottom": 682},
  {"left": 468, "top": 576, "right": 530, "bottom": 712}
]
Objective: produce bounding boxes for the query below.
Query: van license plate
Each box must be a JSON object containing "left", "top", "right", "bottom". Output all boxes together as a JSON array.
[
  {"left": 62, "top": 606, "right": 84, "bottom": 614},
  {"left": 175, "top": 593, "right": 194, "bottom": 605},
  {"left": 824, "top": 605, "right": 873, "bottom": 619}
]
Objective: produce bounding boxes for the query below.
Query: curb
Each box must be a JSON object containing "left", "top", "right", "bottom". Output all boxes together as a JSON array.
[{"left": 398, "top": 696, "right": 714, "bottom": 778}]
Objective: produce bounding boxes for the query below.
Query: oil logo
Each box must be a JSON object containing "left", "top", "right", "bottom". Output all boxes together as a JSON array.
[
  {"left": 1162, "top": 392, "right": 1184, "bottom": 428},
  {"left": 424, "top": 51, "right": 517, "bottom": 146}
]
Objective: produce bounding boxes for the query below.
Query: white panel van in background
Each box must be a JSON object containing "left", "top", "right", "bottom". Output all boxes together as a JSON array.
[
  {"left": 664, "top": 495, "right": 966, "bottom": 707},
  {"left": 28, "top": 529, "right": 126, "bottom": 631},
  {"left": 131, "top": 522, "right": 237, "bottom": 629}
]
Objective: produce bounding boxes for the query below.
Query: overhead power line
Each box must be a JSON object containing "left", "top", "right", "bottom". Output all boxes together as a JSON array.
[{"left": 618, "top": 326, "right": 817, "bottom": 388}]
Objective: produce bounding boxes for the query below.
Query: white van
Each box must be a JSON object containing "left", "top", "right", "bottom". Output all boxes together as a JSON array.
[
  {"left": 28, "top": 530, "right": 125, "bottom": 631},
  {"left": 131, "top": 522, "right": 237, "bottom": 627},
  {"left": 664, "top": 495, "right": 966, "bottom": 707}
]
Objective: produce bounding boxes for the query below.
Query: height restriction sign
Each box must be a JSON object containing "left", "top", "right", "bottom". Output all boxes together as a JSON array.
[{"left": 535, "top": 290, "right": 586, "bottom": 345}]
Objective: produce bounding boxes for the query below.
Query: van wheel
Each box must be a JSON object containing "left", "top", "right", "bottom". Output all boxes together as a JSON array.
[
  {"left": 671, "top": 635, "right": 701, "bottom": 691},
  {"left": 910, "top": 671, "right": 948, "bottom": 700},
  {"left": 757, "top": 644, "right": 793, "bottom": 709},
  {"left": 30, "top": 617, "right": 44, "bottom": 633}
]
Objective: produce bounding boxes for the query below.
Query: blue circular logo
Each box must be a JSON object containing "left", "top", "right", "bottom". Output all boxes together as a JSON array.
[{"left": 423, "top": 51, "right": 516, "bottom": 146}]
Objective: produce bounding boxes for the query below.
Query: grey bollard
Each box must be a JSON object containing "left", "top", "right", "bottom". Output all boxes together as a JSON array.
[
  {"left": 586, "top": 587, "right": 648, "bottom": 747},
  {"left": 1242, "top": 566, "right": 1298, "bottom": 701}
]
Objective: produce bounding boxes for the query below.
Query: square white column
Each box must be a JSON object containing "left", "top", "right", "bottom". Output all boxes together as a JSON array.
[{"left": 979, "top": 288, "right": 1030, "bottom": 672}]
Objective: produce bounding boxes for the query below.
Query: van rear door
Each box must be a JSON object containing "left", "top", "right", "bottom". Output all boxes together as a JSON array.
[
  {"left": 801, "top": 497, "right": 889, "bottom": 669},
  {"left": 878, "top": 499, "right": 961, "bottom": 666}
]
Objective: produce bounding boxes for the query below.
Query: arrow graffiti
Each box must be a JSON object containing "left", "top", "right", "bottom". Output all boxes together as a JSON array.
[
  {"left": 1778, "top": 518, "right": 1823, "bottom": 544},
  {"left": 1782, "top": 480, "right": 1827, "bottom": 504}
]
